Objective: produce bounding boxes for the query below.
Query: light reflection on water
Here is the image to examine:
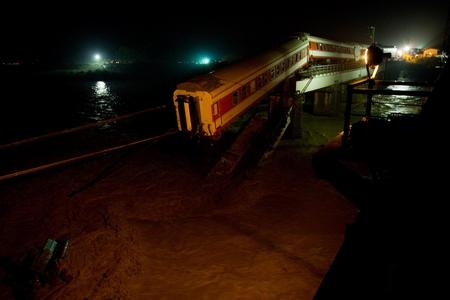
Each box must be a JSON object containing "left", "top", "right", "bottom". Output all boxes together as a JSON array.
[
  {"left": 88, "top": 81, "right": 119, "bottom": 121},
  {"left": 0, "top": 75, "right": 172, "bottom": 143},
  {"left": 385, "top": 84, "right": 413, "bottom": 91},
  {"left": 354, "top": 84, "right": 426, "bottom": 118},
  {"left": 94, "top": 81, "right": 109, "bottom": 96},
  {"left": 371, "top": 94, "right": 424, "bottom": 117}
]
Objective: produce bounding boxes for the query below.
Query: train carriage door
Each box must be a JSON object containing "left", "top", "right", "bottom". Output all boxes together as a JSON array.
[{"left": 176, "top": 95, "right": 199, "bottom": 133}]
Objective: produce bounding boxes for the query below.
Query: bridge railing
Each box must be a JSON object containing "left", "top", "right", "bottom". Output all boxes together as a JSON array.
[{"left": 298, "top": 62, "right": 365, "bottom": 78}]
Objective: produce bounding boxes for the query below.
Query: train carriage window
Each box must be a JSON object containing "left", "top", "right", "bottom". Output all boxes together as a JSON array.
[
  {"left": 259, "top": 74, "right": 264, "bottom": 86},
  {"left": 263, "top": 72, "right": 267, "bottom": 84},
  {"left": 256, "top": 76, "right": 262, "bottom": 89},
  {"left": 250, "top": 80, "right": 256, "bottom": 94},
  {"left": 241, "top": 84, "right": 248, "bottom": 99},
  {"left": 232, "top": 91, "right": 239, "bottom": 105}
]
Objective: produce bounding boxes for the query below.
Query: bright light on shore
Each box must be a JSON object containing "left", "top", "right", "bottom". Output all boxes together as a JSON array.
[
  {"left": 93, "top": 53, "right": 102, "bottom": 61},
  {"left": 200, "top": 57, "right": 210, "bottom": 64},
  {"left": 403, "top": 46, "right": 410, "bottom": 52}
]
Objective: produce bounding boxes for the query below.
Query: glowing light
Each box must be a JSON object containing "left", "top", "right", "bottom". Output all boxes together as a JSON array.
[
  {"left": 364, "top": 48, "right": 368, "bottom": 65},
  {"left": 403, "top": 46, "right": 410, "bottom": 52},
  {"left": 93, "top": 53, "right": 102, "bottom": 61},
  {"left": 371, "top": 65, "right": 379, "bottom": 79},
  {"left": 200, "top": 57, "right": 210, "bottom": 64},
  {"left": 94, "top": 81, "right": 108, "bottom": 96}
]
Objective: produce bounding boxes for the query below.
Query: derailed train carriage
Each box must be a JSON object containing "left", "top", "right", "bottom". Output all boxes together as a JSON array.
[{"left": 173, "top": 34, "right": 367, "bottom": 139}]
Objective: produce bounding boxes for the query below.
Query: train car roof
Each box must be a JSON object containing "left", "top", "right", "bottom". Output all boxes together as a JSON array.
[
  {"left": 176, "top": 37, "right": 309, "bottom": 97},
  {"left": 309, "top": 35, "right": 369, "bottom": 48}
]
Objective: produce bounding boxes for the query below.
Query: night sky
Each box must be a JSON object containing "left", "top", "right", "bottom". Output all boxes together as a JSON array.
[{"left": 1, "top": 1, "right": 448, "bottom": 64}]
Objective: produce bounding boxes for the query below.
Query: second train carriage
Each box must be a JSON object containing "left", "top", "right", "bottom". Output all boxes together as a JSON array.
[
  {"left": 308, "top": 35, "right": 366, "bottom": 64},
  {"left": 173, "top": 34, "right": 367, "bottom": 138}
]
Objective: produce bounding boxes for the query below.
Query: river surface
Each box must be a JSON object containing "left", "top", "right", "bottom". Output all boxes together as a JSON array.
[
  {"left": 0, "top": 77, "right": 174, "bottom": 144},
  {"left": 0, "top": 61, "right": 215, "bottom": 144},
  {"left": 352, "top": 60, "right": 442, "bottom": 118}
]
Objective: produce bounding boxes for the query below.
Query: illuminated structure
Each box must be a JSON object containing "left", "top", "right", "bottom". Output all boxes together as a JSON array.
[
  {"left": 423, "top": 48, "right": 438, "bottom": 57},
  {"left": 173, "top": 34, "right": 367, "bottom": 138}
]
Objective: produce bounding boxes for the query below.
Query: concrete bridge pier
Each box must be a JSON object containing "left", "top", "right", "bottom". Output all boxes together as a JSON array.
[
  {"left": 267, "top": 76, "right": 302, "bottom": 138},
  {"left": 312, "top": 84, "right": 343, "bottom": 115},
  {"left": 281, "top": 76, "right": 304, "bottom": 138}
]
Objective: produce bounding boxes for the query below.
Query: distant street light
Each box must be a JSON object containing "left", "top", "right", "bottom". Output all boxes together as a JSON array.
[
  {"left": 200, "top": 57, "right": 210, "bottom": 65},
  {"left": 93, "top": 53, "right": 102, "bottom": 62}
]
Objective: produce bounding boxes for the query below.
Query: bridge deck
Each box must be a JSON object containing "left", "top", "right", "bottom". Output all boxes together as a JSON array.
[{"left": 297, "top": 63, "right": 367, "bottom": 94}]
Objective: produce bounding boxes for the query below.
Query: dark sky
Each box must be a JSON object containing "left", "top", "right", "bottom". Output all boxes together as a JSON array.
[{"left": 1, "top": 1, "right": 448, "bottom": 63}]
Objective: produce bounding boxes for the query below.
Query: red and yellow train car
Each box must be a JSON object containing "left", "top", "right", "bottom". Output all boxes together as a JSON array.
[{"left": 173, "top": 34, "right": 366, "bottom": 138}]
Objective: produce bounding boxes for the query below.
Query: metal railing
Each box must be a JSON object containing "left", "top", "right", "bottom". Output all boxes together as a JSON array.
[
  {"left": 298, "top": 62, "right": 365, "bottom": 78},
  {"left": 342, "top": 79, "right": 434, "bottom": 144}
]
